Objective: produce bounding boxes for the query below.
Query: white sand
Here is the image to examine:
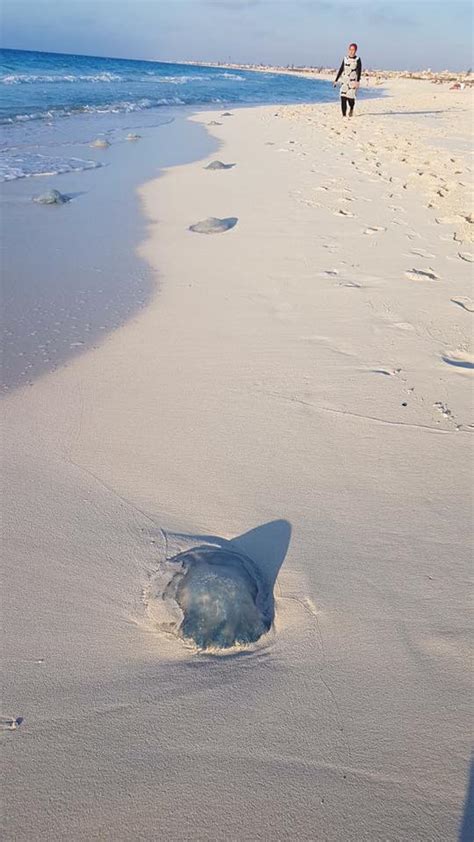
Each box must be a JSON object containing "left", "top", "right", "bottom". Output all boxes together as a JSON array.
[{"left": 3, "top": 79, "right": 473, "bottom": 840}]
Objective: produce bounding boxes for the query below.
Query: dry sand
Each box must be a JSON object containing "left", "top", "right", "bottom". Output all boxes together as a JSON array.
[{"left": 2, "top": 78, "right": 473, "bottom": 840}]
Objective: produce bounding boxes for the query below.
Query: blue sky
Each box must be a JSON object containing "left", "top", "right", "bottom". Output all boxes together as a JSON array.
[{"left": 2, "top": 0, "right": 473, "bottom": 71}]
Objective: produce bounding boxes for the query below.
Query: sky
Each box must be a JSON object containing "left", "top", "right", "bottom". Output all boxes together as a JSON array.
[{"left": 1, "top": 0, "right": 473, "bottom": 71}]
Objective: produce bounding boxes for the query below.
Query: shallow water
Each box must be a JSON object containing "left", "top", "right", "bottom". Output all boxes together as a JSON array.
[{"left": 1, "top": 108, "right": 216, "bottom": 391}]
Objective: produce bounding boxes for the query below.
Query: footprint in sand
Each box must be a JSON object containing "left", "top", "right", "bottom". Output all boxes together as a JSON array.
[
  {"left": 433, "top": 402, "right": 456, "bottom": 422},
  {"left": 433, "top": 401, "right": 451, "bottom": 416},
  {"left": 335, "top": 209, "right": 356, "bottom": 217},
  {"left": 410, "top": 248, "right": 436, "bottom": 259},
  {"left": 363, "top": 226, "right": 386, "bottom": 235},
  {"left": 405, "top": 268, "right": 438, "bottom": 281},
  {"left": 393, "top": 322, "right": 415, "bottom": 331},
  {"left": 435, "top": 214, "right": 466, "bottom": 225},
  {"left": 451, "top": 297, "right": 474, "bottom": 313},
  {"left": 319, "top": 270, "right": 339, "bottom": 277},
  {"left": 371, "top": 368, "right": 401, "bottom": 376},
  {"left": 442, "top": 351, "right": 474, "bottom": 370},
  {"left": 208, "top": 121, "right": 222, "bottom": 126},
  {"left": 458, "top": 251, "right": 473, "bottom": 262}
]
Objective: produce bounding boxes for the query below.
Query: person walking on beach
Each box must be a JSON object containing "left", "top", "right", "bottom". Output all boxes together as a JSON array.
[{"left": 333, "top": 43, "right": 362, "bottom": 117}]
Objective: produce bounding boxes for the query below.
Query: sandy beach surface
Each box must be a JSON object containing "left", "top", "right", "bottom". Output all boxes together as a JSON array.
[{"left": 3, "top": 78, "right": 473, "bottom": 840}]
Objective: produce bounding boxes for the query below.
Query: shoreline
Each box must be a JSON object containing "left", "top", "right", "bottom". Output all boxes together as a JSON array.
[
  {"left": 1, "top": 77, "right": 379, "bottom": 395},
  {"left": 3, "top": 78, "right": 473, "bottom": 839},
  {"left": 1, "top": 106, "right": 218, "bottom": 392}
]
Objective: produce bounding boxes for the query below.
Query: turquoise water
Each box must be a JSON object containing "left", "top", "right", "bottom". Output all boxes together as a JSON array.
[{"left": 1, "top": 48, "right": 338, "bottom": 122}]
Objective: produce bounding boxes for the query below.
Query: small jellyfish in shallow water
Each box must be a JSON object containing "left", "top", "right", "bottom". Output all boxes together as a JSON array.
[
  {"left": 126, "top": 133, "right": 141, "bottom": 141},
  {"left": 90, "top": 138, "right": 110, "bottom": 148},
  {"left": 33, "top": 189, "right": 69, "bottom": 205}
]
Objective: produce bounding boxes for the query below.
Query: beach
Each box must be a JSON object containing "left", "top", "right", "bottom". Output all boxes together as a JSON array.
[{"left": 2, "top": 75, "right": 473, "bottom": 841}]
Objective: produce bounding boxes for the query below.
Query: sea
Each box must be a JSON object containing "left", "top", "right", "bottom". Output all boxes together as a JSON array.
[{"left": 1, "top": 49, "right": 377, "bottom": 392}]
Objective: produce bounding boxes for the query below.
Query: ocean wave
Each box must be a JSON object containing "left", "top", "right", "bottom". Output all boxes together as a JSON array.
[
  {"left": 0, "top": 55, "right": 342, "bottom": 129},
  {"left": 220, "top": 72, "right": 247, "bottom": 81},
  {"left": 0, "top": 95, "right": 227, "bottom": 124},
  {"left": 0, "top": 153, "right": 103, "bottom": 181},
  {"left": 0, "top": 70, "right": 249, "bottom": 86},
  {"left": 0, "top": 72, "right": 123, "bottom": 84},
  {"left": 159, "top": 73, "right": 246, "bottom": 84}
]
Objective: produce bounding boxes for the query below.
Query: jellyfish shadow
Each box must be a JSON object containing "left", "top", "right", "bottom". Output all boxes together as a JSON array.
[
  {"left": 228, "top": 518, "right": 291, "bottom": 617},
  {"left": 162, "top": 519, "right": 291, "bottom": 650}
]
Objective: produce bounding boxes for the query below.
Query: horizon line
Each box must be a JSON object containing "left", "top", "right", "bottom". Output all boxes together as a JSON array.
[{"left": 0, "top": 46, "right": 470, "bottom": 75}]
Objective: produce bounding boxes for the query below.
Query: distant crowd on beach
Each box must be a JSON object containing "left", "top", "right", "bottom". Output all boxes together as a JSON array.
[{"left": 189, "top": 60, "right": 474, "bottom": 88}]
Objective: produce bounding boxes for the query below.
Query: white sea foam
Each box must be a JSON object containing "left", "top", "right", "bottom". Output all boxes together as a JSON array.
[
  {"left": 158, "top": 73, "right": 246, "bottom": 84},
  {"left": 220, "top": 72, "right": 247, "bottom": 81},
  {"left": 0, "top": 97, "right": 192, "bottom": 124},
  {"left": 0, "top": 154, "right": 102, "bottom": 182},
  {"left": 0, "top": 72, "right": 123, "bottom": 84},
  {"left": 0, "top": 71, "right": 246, "bottom": 86}
]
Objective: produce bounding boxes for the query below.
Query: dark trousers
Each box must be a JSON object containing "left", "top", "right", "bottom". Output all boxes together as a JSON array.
[{"left": 341, "top": 96, "right": 355, "bottom": 116}]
